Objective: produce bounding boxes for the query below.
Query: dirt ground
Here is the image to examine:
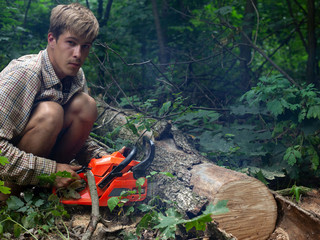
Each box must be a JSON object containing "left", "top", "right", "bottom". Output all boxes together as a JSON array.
[{"left": 268, "top": 188, "right": 320, "bottom": 240}]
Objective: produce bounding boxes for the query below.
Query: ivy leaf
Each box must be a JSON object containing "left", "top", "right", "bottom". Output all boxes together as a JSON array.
[{"left": 107, "top": 197, "right": 120, "bottom": 212}]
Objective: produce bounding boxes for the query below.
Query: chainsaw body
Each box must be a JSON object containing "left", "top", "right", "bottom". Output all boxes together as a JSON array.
[{"left": 57, "top": 137, "right": 155, "bottom": 206}]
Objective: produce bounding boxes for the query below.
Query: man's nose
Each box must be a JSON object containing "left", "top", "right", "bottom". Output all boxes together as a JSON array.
[{"left": 73, "top": 45, "right": 81, "bottom": 58}]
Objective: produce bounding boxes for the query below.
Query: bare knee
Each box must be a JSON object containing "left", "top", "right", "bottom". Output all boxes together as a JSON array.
[
  {"left": 28, "top": 102, "right": 64, "bottom": 134},
  {"left": 64, "top": 93, "right": 97, "bottom": 125}
]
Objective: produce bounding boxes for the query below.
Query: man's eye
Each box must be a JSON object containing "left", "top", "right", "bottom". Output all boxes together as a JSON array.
[
  {"left": 67, "top": 41, "right": 76, "bottom": 46},
  {"left": 82, "top": 45, "right": 91, "bottom": 50}
]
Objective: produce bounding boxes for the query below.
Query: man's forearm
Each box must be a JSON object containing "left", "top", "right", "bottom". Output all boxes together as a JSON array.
[{"left": 0, "top": 139, "right": 56, "bottom": 185}]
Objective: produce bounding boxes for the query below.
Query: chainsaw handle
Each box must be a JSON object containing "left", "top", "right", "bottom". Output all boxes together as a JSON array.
[
  {"left": 132, "top": 136, "right": 155, "bottom": 179},
  {"left": 97, "top": 146, "right": 137, "bottom": 189}
]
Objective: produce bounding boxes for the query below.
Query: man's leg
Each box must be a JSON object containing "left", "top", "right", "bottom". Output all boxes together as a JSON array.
[
  {"left": 0, "top": 101, "right": 65, "bottom": 202},
  {"left": 17, "top": 102, "right": 64, "bottom": 157},
  {"left": 51, "top": 92, "right": 97, "bottom": 163}
]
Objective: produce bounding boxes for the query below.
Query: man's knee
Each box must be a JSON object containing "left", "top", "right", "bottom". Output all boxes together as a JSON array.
[
  {"left": 65, "top": 93, "right": 97, "bottom": 123},
  {"left": 29, "top": 102, "right": 64, "bottom": 133}
]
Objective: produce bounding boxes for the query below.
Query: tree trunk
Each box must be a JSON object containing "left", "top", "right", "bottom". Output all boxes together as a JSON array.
[
  {"left": 151, "top": 0, "right": 168, "bottom": 71},
  {"left": 100, "top": 0, "right": 113, "bottom": 27},
  {"left": 191, "top": 163, "right": 276, "bottom": 240},
  {"left": 306, "top": 0, "right": 317, "bottom": 86},
  {"left": 238, "top": 0, "right": 257, "bottom": 91},
  {"left": 93, "top": 102, "right": 278, "bottom": 239}
]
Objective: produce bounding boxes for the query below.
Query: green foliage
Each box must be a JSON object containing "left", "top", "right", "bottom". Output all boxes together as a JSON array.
[
  {"left": 290, "top": 184, "right": 302, "bottom": 203},
  {"left": 0, "top": 151, "right": 11, "bottom": 195},
  {"left": 134, "top": 200, "right": 228, "bottom": 240},
  {"left": 37, "top": 171, "right": 74, "bottom": 185},
  {"left": 240, "top": 75, "right": 320, "bottom": 181},
  {"left": 107, "top": 177, "right": 146, "bottom": 212},
  {"left": 0, "top": 190, "right": 69, "bottom": 239}
]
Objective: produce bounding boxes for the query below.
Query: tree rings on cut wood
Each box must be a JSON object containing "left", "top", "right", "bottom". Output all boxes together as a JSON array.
[{"left": 190, "top": 162, "right": 277, "bottom": 240}]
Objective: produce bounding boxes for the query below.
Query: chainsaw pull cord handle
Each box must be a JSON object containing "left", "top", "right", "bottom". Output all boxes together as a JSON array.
[
  {"left": 132, "top": 136, "right": 155, "bottom": 179},
  {"left": 97, "top": 146, "right": 137, "bottom": 189}
]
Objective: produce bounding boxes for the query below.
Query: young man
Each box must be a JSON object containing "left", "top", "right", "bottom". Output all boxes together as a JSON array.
[{"left": 0, "top": 3, "right": 105, "bottom": 202}]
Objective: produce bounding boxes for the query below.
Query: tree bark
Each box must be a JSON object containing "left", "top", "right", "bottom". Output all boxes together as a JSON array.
[
  {"left": 23, "top": 0, "right": 32, "bottom": 27},
  {"left": 306, "top": 0, "right": 317, "bottom": 86},
  {"left": 100, "top": 0, "right": 113, "bottom": 27},
  {"left": 151, "top": 0, "right": 168, "bottom": 71},
  {"left": 238, "top": 0, "right": 257, "bottom": 91},
  {"left": 93, "top": 102, "right": 278, "bottom": 240}
]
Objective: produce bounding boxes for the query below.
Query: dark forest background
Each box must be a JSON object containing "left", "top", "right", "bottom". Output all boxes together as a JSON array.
[{"left": 1, "top": 0, "right": 320, "bottom": 188}]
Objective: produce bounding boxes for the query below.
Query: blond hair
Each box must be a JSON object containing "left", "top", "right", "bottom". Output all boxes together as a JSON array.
[{"left": 49, "top": 3, "right": 99, "bottom": 42}]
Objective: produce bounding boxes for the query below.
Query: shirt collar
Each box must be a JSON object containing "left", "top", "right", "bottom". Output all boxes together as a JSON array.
[{"left": 41, "top": 49, "right": 61, "bottom": 89}]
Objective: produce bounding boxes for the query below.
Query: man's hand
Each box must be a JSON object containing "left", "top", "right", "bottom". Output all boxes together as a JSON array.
[{"left": 55, "top": 163, "right": 82, "bottom": 188}]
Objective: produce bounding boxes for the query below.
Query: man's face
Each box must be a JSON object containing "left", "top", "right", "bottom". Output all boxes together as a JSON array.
[{"left": 47, "top": 31, "right": 92, "bottom": 79}]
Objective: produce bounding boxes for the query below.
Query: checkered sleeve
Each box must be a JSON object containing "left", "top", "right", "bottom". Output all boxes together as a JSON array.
[
  {"left": 0, "top": 55, "right": 57, "bottom": 185},
  {"left": 0, "top": 140, "right": 57, "bottom": 185}
]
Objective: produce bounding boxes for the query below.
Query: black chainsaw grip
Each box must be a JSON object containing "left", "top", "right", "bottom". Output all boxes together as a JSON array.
[
  {"left": 132, "top": 136, "right": 155, "bottom": 179},
  {"left": 98, "top": 146, "right": 137, "bottom": 189}
]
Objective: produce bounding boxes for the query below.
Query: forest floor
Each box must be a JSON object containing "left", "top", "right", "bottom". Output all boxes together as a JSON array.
[
  {"left": 268, "top": 188, "right": 320, "bottom": 240},
  {"left": 59, "top": 188, "right": 320, "bottom": 240}
]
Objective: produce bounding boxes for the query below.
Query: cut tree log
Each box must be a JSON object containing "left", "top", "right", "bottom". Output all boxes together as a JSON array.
[
  {"left": 93, "top": 103, "right": 278, "bottom": 240},
  {"left": 191, "top": 163, "right": 277, "bottom": 240}
]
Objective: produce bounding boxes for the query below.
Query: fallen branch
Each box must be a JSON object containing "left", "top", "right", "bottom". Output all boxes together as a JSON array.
[{"left": 81, "top": 170, "right": 100, "bottom": 240}]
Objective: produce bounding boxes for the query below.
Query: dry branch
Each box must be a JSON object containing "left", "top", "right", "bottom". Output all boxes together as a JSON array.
[{"left": 81, "top": 170, "right": 100, "bottom": 240}]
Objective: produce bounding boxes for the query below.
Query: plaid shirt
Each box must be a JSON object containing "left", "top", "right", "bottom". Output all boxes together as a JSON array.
[{"left": 0, "top": 49, "right": 101, "bottom": 185}]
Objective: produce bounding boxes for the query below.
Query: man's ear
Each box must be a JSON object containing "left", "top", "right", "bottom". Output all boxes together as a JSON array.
[{"left": 47, "top": 33, "right": 56, "bottom": 47}]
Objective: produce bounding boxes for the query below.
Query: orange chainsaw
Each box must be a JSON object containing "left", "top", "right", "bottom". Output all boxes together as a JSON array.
[{"left": 55, "top": 136, "right": 155, "bottom": 206}]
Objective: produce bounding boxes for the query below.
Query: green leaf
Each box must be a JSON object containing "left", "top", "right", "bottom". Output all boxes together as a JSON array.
[
  {"left": 107, "top": 197, "right": 120, "bottom": 212},
  {"left": 0, "top": 181, "right": 11, "bottom": 194},
  {"left": 0, "top": 223, "right": 3, "bottom": 235},
  {"left": 137, "top": 203, "right": 153, "bottom": 212},
  {"left": 55, "top": 171, "right": 73, "bottom": 178},
  {"left": 136, "top": 177, "right": 145, "bottom": 187},
  {"left": 159, "top": 172, "right": 175, "bottom": 178},
  {"left": 284, "top": 147, "right": 301, "bottom": 166},
  {"left": 267, "top": 99, "right": 284, "bottom": 116},
  {"left": 290, "top": 185, "right": 302, "bottom": 202},
  {"left": 0, "top": 155, "right": 9, "bottom": 166},
  {"left": 7, "top": 196, "right": 25, "bottom": 211},
  {"left": 153, "top": 208, "right": 182, "bottom": 229},
  {"left": 23, "top": 191, "right": 33, "bottom": 203},
  {"left": 159, "top": 101, "right": 172, "bottom": 116},
  {"left": 255, "top": 170, "right": 269, "bottom": 185},
  {"left": 125, "top": 206, "right": 135, "bottom": 216},
  {"left": 34, "top": 199, "right": 45, "bottom": 207},
  {"left": 184, "top": 201, "right": 229, "bottom": 232},
  {"left": 307, "top": 105, "right": 320, "bottom": 119},
  {"left": 13, "top": 223, "right": 21, "bottom": 238}
]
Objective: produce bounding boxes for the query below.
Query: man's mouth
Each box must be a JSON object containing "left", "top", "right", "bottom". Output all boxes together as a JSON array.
[{"left": 69, "top": 62, "right": 81, "bottom": 68}]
